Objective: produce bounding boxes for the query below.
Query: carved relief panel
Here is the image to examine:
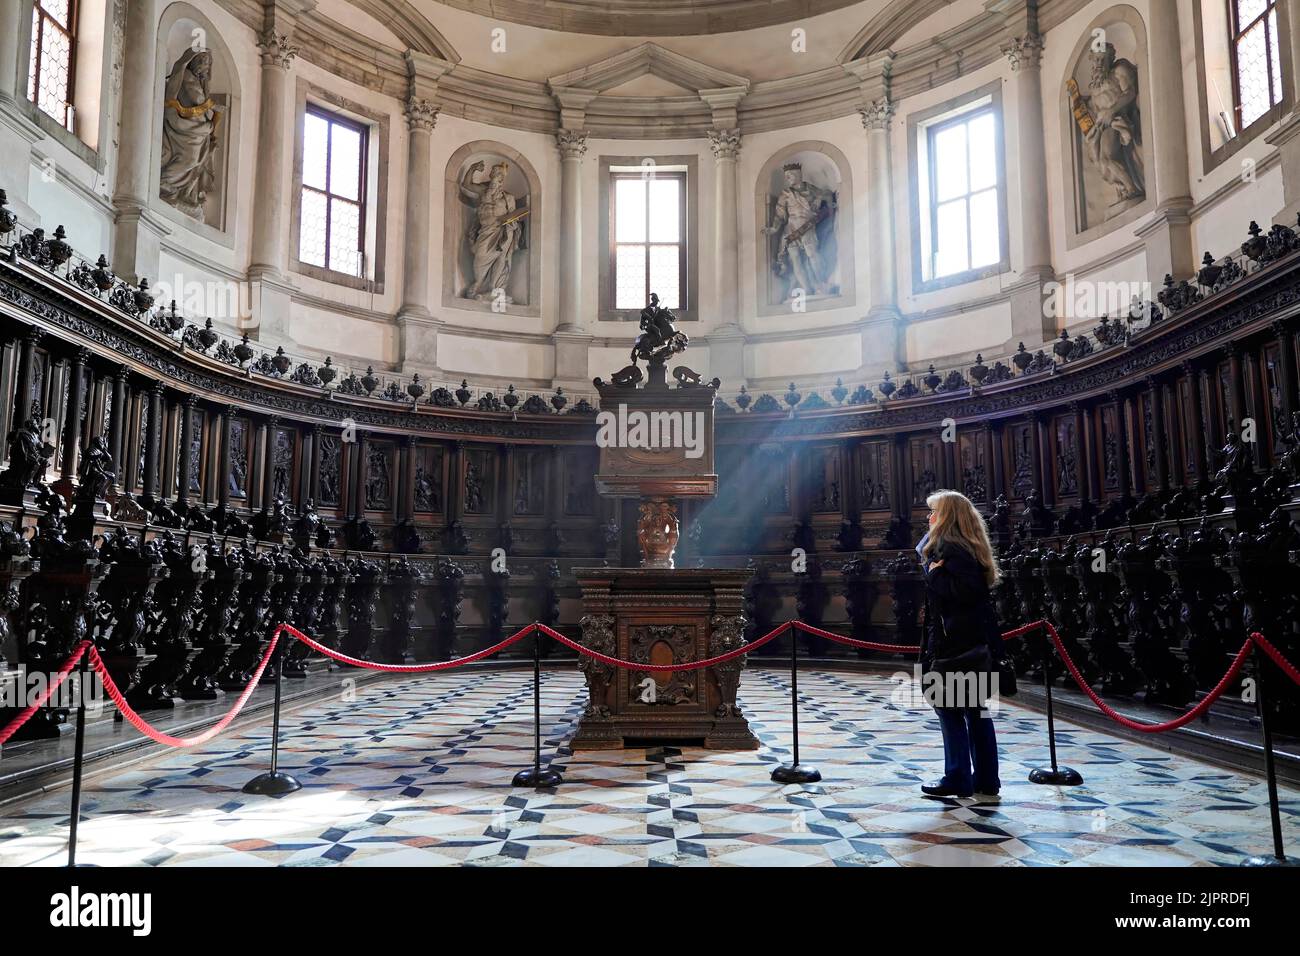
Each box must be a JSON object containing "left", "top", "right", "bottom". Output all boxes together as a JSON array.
[
  {"left": 563, "top": 447, "right": 596, "bottom": 516},
  {"left": 909, "top": 435, "right": 942, "bottom": 507},
  {"left": 462, "top": 446, "right": 496, "bottom": 516},
  {"left": 512, "top": 447, "right": 547, "bottom": 516},
  {"left": 1007, "top": 421, "right": 1034, "bottom": 500},
  {"left": 413, "top": 444, "right": 445, "bottom": 514},
  {"left": 228, "top": 416, "right": 249, "bottom": 499},
  {"left": 1099, "top": 403, "right": 1122, "bottom": 493},
  {"left": 271, "top": 426, "right": 296, "bottom": 503},
  {"left": 958, "top": 431, "right": 988, "bottom": 503},
  {"left": 1053, "top": 415, "right": 1079, "bottom": 499},
  {"left": 807, "top": 444, "right": 842, "bottom": 513},
  {"left": 756, "top": 444, "right": 790, "bottom": 514},
  {"left": 318, "top": 432, "right": 341, "bottom": 507},
  {"left": 365, "top": 440, "right": 395, "bottom": 511},
  {"left": 857, "top": 440, "right": 891, "bottom": 512}
]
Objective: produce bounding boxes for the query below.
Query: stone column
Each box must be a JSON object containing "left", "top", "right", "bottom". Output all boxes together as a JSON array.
[
  {"left": 0, "top": 0, "right": 41, "bottom": 224},
  {"left": 846, "top": 52, "right": 905, "bottom": 374},
  {"left": 707, "top": 127, "right": 746, "bottom": 384},
  {"left": 247, "top": 1, "right": 315, "bottom": 343},
  {"left": 699, "top": 84, "right": 748, "bottom": 389},
  {"left": 397, "top": 50, "right": 447, "bottom": 375},
  {"left": 111, "top": 0, "right": 171, "bottom": 284},
  {"left": 553, "top": 127, "right": 591, "bottom": 387},
  {"left": 1002, "top": 26, "right": 1055, "bottom": 347},
  {"left": 1137, "top": 0, "right": 1194, "bottom": 284}
]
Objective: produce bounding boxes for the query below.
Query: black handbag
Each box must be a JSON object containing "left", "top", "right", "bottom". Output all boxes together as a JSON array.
[{"left": 995, "top": 653, "right": 1018, "bottom": 697}]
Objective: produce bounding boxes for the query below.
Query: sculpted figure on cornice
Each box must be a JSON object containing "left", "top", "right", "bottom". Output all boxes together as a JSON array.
[
  {"left": 762, "top": 158, "right": 839, "bottom": 305},
  {"left": 1066, "top": 31, "right": 1146, "bottom": 231},
  {"left": 159, "top": 49, "right": 224, "bottom": 223},
  {"left": 458, "top": 159, "right": 529, "bottom": 306}
]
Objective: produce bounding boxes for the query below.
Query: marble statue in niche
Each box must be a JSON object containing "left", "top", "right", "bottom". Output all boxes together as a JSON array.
[
  {"left": 159, "top": 49, "right": 223, "bottom": 222},
  {"left": 1066, "top": 34, "right": 1144, "bottom": 231},
  {"left": 458, "top": 160, "right": 529, "bottom": 305},
  {"left": 762, "top": 161, "right": 839, "bottom": 303}
]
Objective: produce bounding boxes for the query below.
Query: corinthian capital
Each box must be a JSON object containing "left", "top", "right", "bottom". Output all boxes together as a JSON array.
[
  {"left": 556, "top": 128, "right": 589, "bottom": 159},
  {"left": 405, "top": 97, "right": 439, "bottom": 132},
  {"left": 258, "top": 30, "right": 298, "bottom": 69},
  {"left": 1001, "top": 33, "right": 1045, "bottom": 72},
  {"left": 858, "top": 98, "right": 893, "bottom": 131},
  {"left": 708, "top": 127, "right": 741, "bottom": 160}
]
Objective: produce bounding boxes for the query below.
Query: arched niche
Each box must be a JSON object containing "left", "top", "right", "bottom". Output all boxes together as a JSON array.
[
  {"left": 754, "top": 141, "right": 856, "bottom": 316},
  {"left": 153, "top": 2, "right": 242, "bottom": 240},
  {"left": 1060, "top": 4, "right": 1153, "bottom": 248},
  {"left": 442, "top": 141, "right": 541, "bottom": 317}
]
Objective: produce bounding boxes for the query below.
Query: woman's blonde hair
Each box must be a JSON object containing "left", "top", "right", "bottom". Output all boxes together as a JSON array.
[{"left": 922, "top": 489, "right": 1001, "bottom": 585}]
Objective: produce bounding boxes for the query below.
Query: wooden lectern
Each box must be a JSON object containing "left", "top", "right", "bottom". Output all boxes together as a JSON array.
[{"left": 572, "top": 299, "right": 757, "bottom": 749}]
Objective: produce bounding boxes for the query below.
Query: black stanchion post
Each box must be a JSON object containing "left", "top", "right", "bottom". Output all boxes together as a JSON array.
[
  {"left": 1028, "top": 623, "right": 1082, "bottom": 786},
  {"left": 243, "top": 629, "right": 302, "bottom": 795},
  {"left": 772, "top": 624, "right": 820, "bottom": 784},
  {"left": 1244, "top": 651, "right": 1297, "bottom": 867},
  {"left": 513, "top": 625, "right": 563, "bottom": 788},
  {"left": 66, "top": 648, "right": 90, "bottom": 868}
]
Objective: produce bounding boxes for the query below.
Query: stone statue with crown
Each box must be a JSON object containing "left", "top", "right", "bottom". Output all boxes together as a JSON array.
[
  {"left": 459, "top": 158, "right": 529, "bottom": 303},
  {"left": 763, "top": 161, "right": 838, "bottom": 301}
]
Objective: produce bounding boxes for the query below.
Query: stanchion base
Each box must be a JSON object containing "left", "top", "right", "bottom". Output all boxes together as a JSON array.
[
  {"left": 1028, "top": 767, "right": 1083, "bottom": 786},
  {"left": 512, "top": 767, "right": 563, "bottom": 788},
  {"left": 242, "top": 771, "right": 302, "bottom": 795},
  {"left": 1242, "top": 854, "right": 1298, "bottom": 867},
  {"left": 771, "top": 764, "right": 822, "bottom": 784}
]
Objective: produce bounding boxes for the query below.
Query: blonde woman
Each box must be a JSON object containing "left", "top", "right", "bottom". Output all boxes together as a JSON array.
[{"left": 917, "top": 490, "right": 1005, "bottom": 801}]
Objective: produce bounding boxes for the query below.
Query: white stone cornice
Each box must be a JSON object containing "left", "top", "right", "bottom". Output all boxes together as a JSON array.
[
  {"left": 1001, "top": 33, "right": 1045, "bottom": 71},
  {"left": 708, "top": 128, "right": 741, "bottom": 160},
  {"left": 556, "top": 128, "right": 589, "bottom": 159},
  {"left": 548, "top": 42, "right": 749, "bottom": 96},
  {"left": 699, "top": 85, "right": 748, "bottom": 130},
  {"left": 548, "top": 85, "right": 599, "bottom": 131}
]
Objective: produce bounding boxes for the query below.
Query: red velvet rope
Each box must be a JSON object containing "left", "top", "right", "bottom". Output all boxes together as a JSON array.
[
  {"left": 793, "top": 620, "right": 922, "bottom": 654},
  {"left": 1, "top": 617, "right": 1296, "bottom": 750},
  {"left": 0, "top": 640, "right": 91, "bottom": 746},
  {"left": 535, "top": 620, "right": 790, "bottom": 671},
  {"left": 86, "top": 635, "right": 280, "bottom": 748},
  {"left": 1041, "top": 621, "right": 1257, "bottom": 733},
  {"left": 281, "top": 622, "right": 536, "bottom": 672}
]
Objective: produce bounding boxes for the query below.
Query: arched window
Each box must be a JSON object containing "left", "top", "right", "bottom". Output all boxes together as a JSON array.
[
  {"left": 1229, "top": 0, "right": 1284, "bottom": 130},
  {"left": 28, "top": 0, "right": 78, "bottom": 131}
]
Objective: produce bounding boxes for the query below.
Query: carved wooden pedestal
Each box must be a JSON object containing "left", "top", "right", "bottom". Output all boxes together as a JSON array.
[{"left": 571, "top": 567, "right": 758, "bottom": 750}]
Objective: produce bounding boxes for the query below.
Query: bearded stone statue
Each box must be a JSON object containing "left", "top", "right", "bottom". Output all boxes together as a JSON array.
[{"left": 159, "top": 49, "right": 222, "bottom": 221}]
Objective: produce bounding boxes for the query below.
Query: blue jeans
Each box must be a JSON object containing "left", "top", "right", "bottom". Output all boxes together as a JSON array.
[{"left": 936, "top": 707, "right": 1000, "bottom": 793}]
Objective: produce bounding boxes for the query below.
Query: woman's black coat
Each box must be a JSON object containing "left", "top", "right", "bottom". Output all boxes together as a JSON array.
[{"left": 920, "top": 540, "right": 1003, "bottom": 667}]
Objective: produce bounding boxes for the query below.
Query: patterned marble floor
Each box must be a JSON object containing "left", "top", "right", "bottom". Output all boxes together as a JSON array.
[{"left": 0, "top": 667, "right": 1295, "bottom": 867}]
